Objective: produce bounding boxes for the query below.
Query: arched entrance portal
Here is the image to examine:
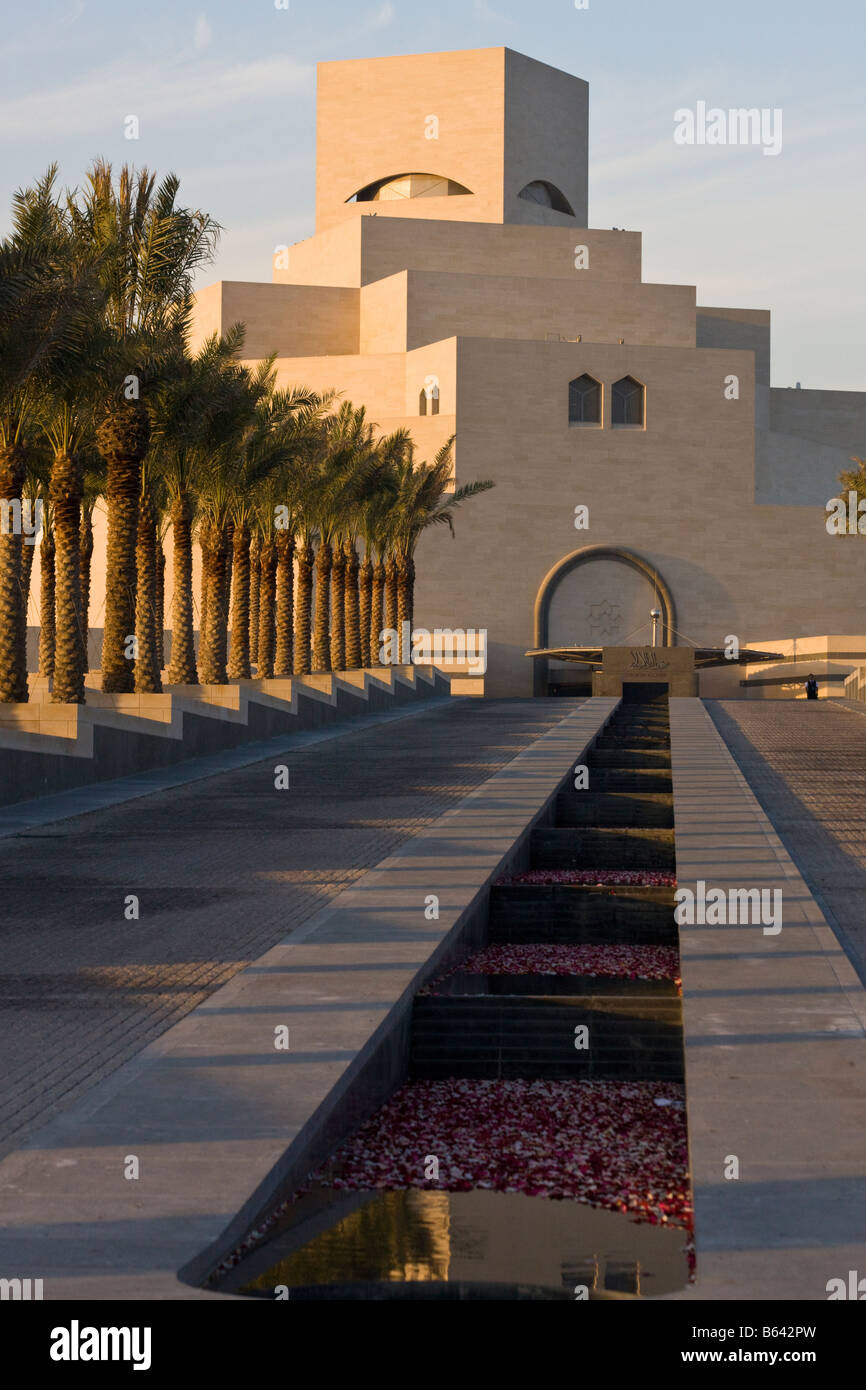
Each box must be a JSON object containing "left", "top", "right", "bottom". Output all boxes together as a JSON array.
[{"left": 532, "top": 545, "right": 677, "bottom": 695}]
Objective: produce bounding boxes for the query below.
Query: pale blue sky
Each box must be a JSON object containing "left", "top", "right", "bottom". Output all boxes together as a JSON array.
[{"left": 1, "top": 0, "right": 863, "bottom": 388}]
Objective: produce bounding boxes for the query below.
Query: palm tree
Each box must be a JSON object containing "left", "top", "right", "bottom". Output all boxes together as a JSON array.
[
  {"left": 68, "top": 161, "right": 220, "bottom": 693},
  {"left": 79, "top": 454, "right": 105, "bottom": 670},
  {"left": 274, "top": 530, "right": 294, "bottom": 677},
  {"left": 249, "top": 531, "right": 261, "bottom": 667},
  {"left": 150, "top": 328, "right": 247, "bottom": 686},
  {"left": 133, "top": 456, "right": 164, "bottom": 693},
  {"left": 256, "top": 512, "right": 278, "bottom": 678},
  {"left": 37, "top": 504, "right": 55, "bottom": 680},
  {"left": 38, "top": 346, "right": 106, "bottom": 703},
  {"left": 41, "top": 424, "right": 89, "bottom": 703},
  {"left": 230, "top": 455, "right": 278, "bottom": 682},
  {"left": 308, "top": 403, "right": 380, "bottom": 672},
  {"left": 155, "top": 512, "right": 168, "bottom": 671},
  {"left": 196, "top": 357, "right": 273, "bottom": 684},
  {"left": 20, "top": 480, "right": 39, "bottom": 675},
  {"left": 359, "top": 431, "right": 404, "bottom": 665},
  {"left": 389, "top": 437, "right": 494, "bottom": 661},
  {"left": 343, "top": 535, "right": 361, "bottom": 668},
  {"left": 0, "top": 167, "right": 97, "bottom": 703},
  {"left": 228, "top": 385, "right": 324, "bottom": 680},
  {"left": 384, "top": 552, "right": 398, "bottom": 651},
  {"left": 370, "top": 556, "right": 386, "bottom": 666},
  {"left": 294, "top": 526, "right": 315, "bottom": 676}
]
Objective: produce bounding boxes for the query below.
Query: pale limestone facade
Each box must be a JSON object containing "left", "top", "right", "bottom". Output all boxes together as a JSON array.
[{"left": 186, "top": 46, "right": 866, "bottom": 698}]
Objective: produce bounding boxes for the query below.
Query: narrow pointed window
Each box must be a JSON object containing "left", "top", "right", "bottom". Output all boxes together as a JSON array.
[
  {"left": 421, "top": 376, "right": 440, "bottom": 416},
  {"left": 612, "top": 376, "right": 644, "bottom": 427},
  {"left": 568, "top": 374, "right": 601, "bottom": 426}
]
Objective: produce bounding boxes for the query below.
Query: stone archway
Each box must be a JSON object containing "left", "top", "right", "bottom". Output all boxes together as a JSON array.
[{"left": 532, "top": 544, "right": 677, "bottom": 695}]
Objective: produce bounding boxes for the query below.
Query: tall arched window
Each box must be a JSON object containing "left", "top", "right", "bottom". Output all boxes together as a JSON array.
[
  {"left": 612, "top": 376, "right": 645, "bottom": 427},
  {"left": 568, "top": 374, "right": 601, "bottom": 426},
  {"left": 420, "top": 375, "right": 440, "bottom": 416}
]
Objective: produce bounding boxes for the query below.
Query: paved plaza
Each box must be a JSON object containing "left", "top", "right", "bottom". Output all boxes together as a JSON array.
[{"left": 0, "top": 698, "right": 565, "bottom": 1161}]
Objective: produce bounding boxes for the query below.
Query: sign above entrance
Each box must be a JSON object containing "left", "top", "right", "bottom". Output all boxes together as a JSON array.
[
  {"left": 630, "top": 647, "right": 670, "bottom": 671},
  {"left": 524, "top": 644, "right": 783, "bottom": 698}
]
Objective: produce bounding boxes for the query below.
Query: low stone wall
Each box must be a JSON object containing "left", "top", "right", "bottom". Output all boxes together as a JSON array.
[{"left": 0, "top": 667, "right": 448, "bottom": 808}]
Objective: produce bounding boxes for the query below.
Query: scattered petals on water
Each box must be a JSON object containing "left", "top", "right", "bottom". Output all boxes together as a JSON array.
[
  {"left": 307, "top": 1079, "right": 692, "bottom": 1229},
  {"left": 211, "top": 1079, "right": 693, "bottom": 1277},
  {"left": 498, "top": 869, "right": 677, "bottom": 887},
  {"left": 423, "top": 943, "right": 680, "bottom": 986}
]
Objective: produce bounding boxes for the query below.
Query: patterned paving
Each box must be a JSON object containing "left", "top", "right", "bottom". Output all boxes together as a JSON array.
[
  {"left": 0, "top": 699, "right": 568, "bottom": 1157},
  {"left": 708, "top": 698, "right": 866, "bottom": 985}
]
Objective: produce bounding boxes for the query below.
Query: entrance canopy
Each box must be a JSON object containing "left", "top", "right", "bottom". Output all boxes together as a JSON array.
[{"left": 525, "top": 645, "right": 784, "bottom": 669}]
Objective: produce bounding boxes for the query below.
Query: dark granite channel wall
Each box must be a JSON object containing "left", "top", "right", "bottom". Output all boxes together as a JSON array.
[{"left": 0, "top": 669, "right": 450, "bottom": 808}]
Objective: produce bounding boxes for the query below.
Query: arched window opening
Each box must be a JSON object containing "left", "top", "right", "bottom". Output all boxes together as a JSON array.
[
  {"left": 517, "top": 181, "right": 575, "bottom": 216},
  {"left": 568, "top": 374, "right": 601, "bottom": 426},
  {"left": 348, "top": 174, "right": 473, "bottom": 204},
  {"left": 421, "top": 376, "right": 440, "bottom": 416},
  {"left": 612, "top": 375, "right": 645, "bottom": 427}
]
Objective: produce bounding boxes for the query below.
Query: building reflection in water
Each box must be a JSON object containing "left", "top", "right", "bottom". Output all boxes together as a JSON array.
[{"left": 230, "top": 1187, "right": 687, "bottom": 1299}]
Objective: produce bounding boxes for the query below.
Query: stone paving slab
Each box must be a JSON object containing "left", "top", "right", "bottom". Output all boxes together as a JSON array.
[
  {"left": 0, "top": 697, "right": 616, "bottom": 1300},
  {"left": 665, "top": 698, "right": 866, "bottom": 1302}
]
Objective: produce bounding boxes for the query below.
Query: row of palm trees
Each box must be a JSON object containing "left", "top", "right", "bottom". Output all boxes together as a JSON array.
[{"left": 0, "top": 162, "right": 493, "bottom": 704}]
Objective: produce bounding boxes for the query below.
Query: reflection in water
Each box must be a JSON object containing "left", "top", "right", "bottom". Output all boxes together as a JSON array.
[{"left": 225, "top": 1187, "right": 688, "bottom": 1300}]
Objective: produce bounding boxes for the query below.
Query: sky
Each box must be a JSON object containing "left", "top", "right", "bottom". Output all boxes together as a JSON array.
[{"left": 1, "top": 0, "right": 864, "bottom": 389}]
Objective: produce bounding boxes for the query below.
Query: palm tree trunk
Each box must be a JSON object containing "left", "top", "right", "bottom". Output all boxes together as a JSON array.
[
  {"left": 406, "top": 552, "right": 417, "bottom": 654},
  {"left": 156, "top": 538, "right": 165, "bottom": 671},
  {"left": 329, "top": 544, "right": 346, "bottom": 671},
  {"left": 134, "top": 493, "right": 162, "bottom": 693},
  {"left": 79, "top": 509, "right": 93, "bottom": 668},
  {"left": 20, "top": 505, "right": 36, "bottom": 679},
  {"left": 370, "top": 558, "right": 385, "bottom": 666},
  {"left": 384, "top": 554, "right": 398, "bottom": 648},
  {"left": 224, "top": 520, "right": 234, "bottom": 652},
  {"left": 295, "top": 541, "right": 313, "bottom": 675},
  {"left": 0, "top": 445, "right": 28, "bottom": 702},
  {"left": 227, "top": 523, "right": 252, "bottom": 680},
  {"left": 359, "top": 556, "right": 373, "bottom": 670},
  {"left": 97, "top": 405, "right": 149, "bottom": 694},
  {"left": 275, "top": 532, "right": 294, "bottom": 676},
  {"left": 199, "top": 520, "right": 211, "bottom": 656},
  {"left": 167, "top": 495, "right": 198, "bottom": 685},
  {"left": 249, "top": 532, "right": 261, "bottom": 666},
  {"left": 344, "top": 539, "right": 361, "bottom": 668},
  {"left": 313, "top": 540, "right": 332, "bottom": 672},
  {"left": 38, "top": 523, "right": 56, "bottom": 680},
  {"left": 199, "top": 522, "right": 230, "bottom": 684},
  {"left": 396, "top": 553, "right": 412, "bottom": 665},
  {"left": 50, "top": 452, "right": 86, "bottom": 703},
  {"left": 257, "top": 538, "right": 277, "bottom": 679}
]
